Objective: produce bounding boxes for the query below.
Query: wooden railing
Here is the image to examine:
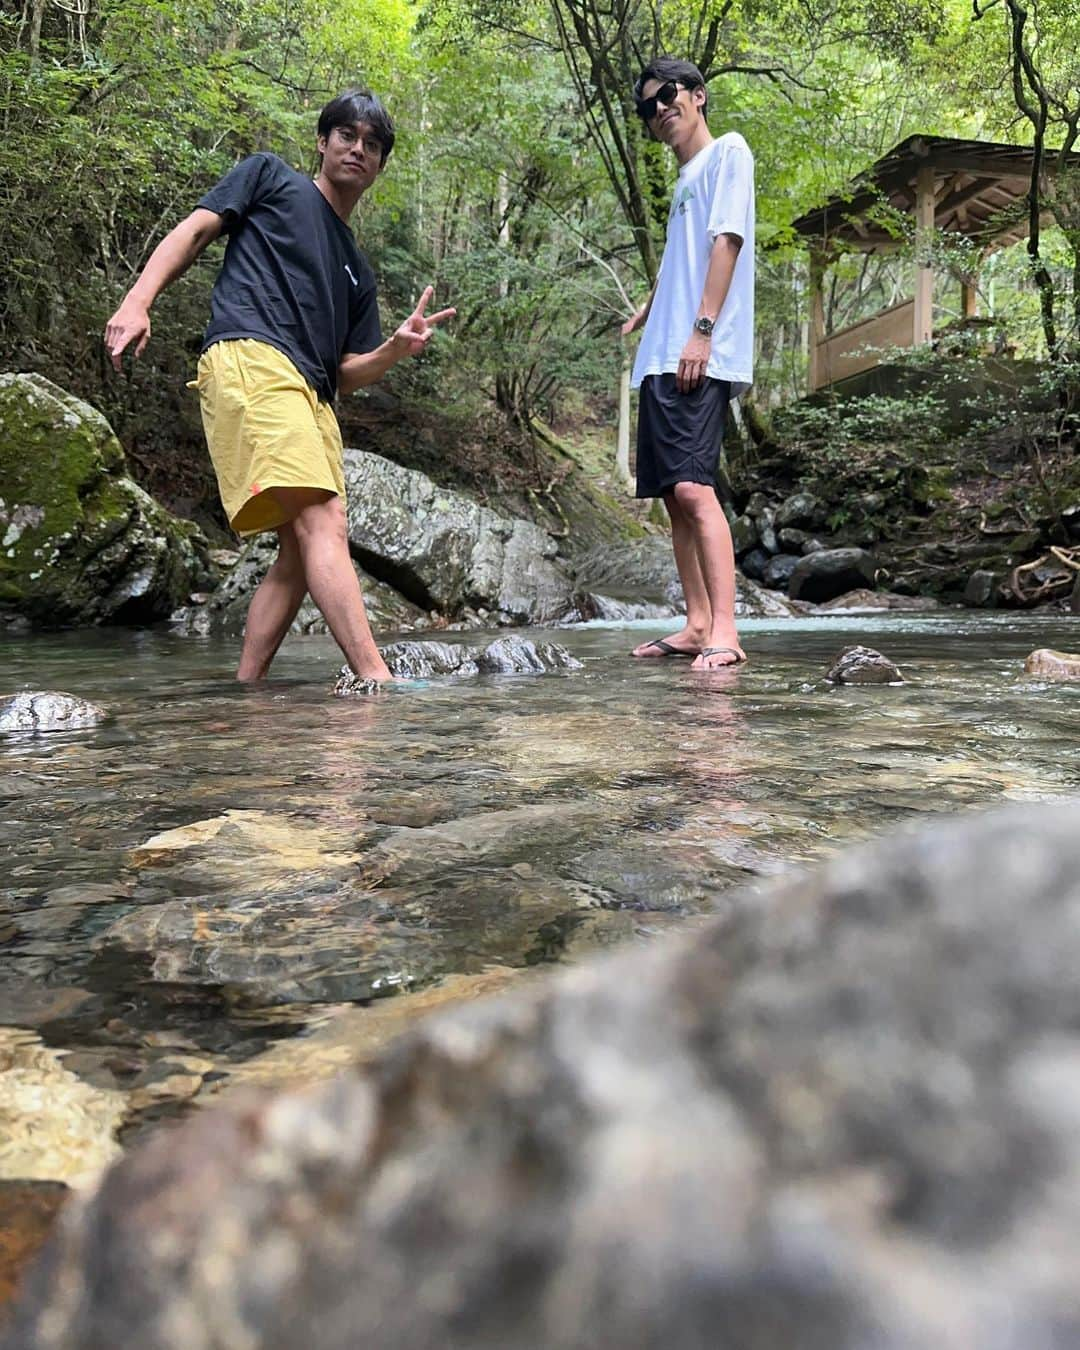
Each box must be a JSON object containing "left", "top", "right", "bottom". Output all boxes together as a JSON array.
[{"left": 810, "top": 298, "right": 916, "bottom": 390}]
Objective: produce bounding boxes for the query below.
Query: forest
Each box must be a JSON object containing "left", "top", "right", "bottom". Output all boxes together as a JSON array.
[{"left": 2, "top": 0, "right": 1079, "bottom": 557}]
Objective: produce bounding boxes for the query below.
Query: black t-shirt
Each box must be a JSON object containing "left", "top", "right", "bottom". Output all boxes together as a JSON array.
[{"left": 197, "top": 153, "right": 381, "bottom": 401}]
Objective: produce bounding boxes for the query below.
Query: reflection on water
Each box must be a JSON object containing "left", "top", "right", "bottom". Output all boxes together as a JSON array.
[{"left": 2, "top": 614, "right": 1079, "bottom": 1146}]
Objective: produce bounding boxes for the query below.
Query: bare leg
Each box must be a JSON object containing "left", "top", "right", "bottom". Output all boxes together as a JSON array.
[
  {"left": 668, "top": 482, "right": 744, "bottom": 670},
  {"left": 236, "top": 523, "right": 307, "bottom": 681},
  {"left": 631, "top": 492, "right": 712, "bottom": 657},
  {"left": 267, "top": 487, "right": 392, "bottom": 682}
]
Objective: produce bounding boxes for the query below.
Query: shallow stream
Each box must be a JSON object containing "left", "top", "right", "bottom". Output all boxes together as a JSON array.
[{"left": 2, "top": 614, "right": 1078, "bottom": 1148}]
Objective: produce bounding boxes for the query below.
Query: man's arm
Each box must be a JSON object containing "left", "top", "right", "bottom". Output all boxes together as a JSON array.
[
  {"left": 104, "top": 208, "right": 224, "bottom": 370},
  {"left": 338, "top": 285, "right": 455, "bottom": 397},
  {"left": 676, "top": 231, "right": 742, "bottom": 394}
]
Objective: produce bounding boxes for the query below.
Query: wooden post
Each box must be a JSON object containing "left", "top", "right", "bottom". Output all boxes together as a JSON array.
[
  {"left": 808, "top": 251, "right": 826, "bottom": 391},
  {"left": 961, "top": 279, "right": 978, "bottom": 319},
  {"left": 913, "top": 163, "right": 935, "bottom": 345},
  {"left": 616, "top": 342, "right": 632, "bottom": 486}
]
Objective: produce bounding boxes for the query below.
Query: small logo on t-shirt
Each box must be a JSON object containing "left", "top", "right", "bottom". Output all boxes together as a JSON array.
[
  {"left": 344, "top": 264, "right": 359, "bottom": 287},
  {"left": 671, "top": 186, "right": 697, "bottom": 217}
]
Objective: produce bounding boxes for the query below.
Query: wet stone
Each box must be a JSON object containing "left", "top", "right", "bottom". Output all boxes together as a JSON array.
[
  {"left": 0, "top": 692, "right": 107, "bottom": 735},
  {"left": 762, "top": 553, "right": 801, "bottom": 590},
  {"left": 1023, "top": 648, "right": 1080, "bottom": 682},
  {"left": 964, "top": 569, "right": 1000, "bottom": 608},
  {"left": 825, "top": 645, "right": 905, "bottom": 685},
  {"left": 337, "top": 637, "right": 583, "bottom": 688},
  {"left": 775, "top": 490, "right": 827, "bottom": 530},
  {"left": 788, "top": 548, "right": 878, "bottom": 603}
]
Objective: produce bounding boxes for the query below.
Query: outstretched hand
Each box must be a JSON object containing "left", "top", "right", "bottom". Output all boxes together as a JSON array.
[
  {"left": 392, "top": 286, "right": 456, "bottom": 357},
  {"left": 104, "top": 299, "right": 152, "bottom": 371},
  {"left": 620, "top": 306, "right": 647, "bottom": 337}
]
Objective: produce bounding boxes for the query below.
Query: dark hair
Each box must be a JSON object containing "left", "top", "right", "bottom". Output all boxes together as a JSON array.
[
  {"left": 317, "top": 89, "right": 395, "bottom": 164},
  {"left": 633, "top": 57, "right": 708, "bottom": 119}
]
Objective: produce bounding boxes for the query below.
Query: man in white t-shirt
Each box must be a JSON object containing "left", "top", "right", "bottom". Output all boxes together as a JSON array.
[{"left": 622, "top": 57, "right": 754, "bottom": 670}]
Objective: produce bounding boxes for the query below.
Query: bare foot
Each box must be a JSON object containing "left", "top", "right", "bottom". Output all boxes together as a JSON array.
[
  {"left": 690, "top": 645, "right": 746, "bottom": 671},
  {"left": 631, "top": 628, "right": 705, "bottom": 658}
]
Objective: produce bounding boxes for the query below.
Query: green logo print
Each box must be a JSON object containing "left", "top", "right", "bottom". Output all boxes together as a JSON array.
[{"left": 671, "top": 186, "right": 697, "bottom": 218}]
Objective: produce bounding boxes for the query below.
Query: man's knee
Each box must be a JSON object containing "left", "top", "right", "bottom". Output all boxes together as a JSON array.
[
  {"left": 670, "top": 480, "right": 716, "bottom": 517},
  {"left": 278, "top": 490, "right": 347, "bottom": 542}
]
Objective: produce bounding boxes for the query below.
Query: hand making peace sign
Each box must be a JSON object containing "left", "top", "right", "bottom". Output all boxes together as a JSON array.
[{"left": 391, "top": 286, "right": 456, "bottom": 357}]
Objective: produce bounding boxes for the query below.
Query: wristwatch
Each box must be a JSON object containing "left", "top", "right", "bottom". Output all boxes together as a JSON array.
[{"left": 693, "top": 315, "right": 715, "bottom": 337}]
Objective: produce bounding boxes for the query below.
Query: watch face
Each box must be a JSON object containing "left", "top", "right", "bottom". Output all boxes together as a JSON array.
[{"left": 694, "top": 317, "right": 713, "bottom": 335}]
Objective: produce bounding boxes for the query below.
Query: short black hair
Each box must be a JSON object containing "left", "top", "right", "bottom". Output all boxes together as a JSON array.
[
  {"left": 633, "top": 57, "right": 708, "bottom": 119},
  {"left": 318, "top": 89, "right": 395, "bottom": 165}
]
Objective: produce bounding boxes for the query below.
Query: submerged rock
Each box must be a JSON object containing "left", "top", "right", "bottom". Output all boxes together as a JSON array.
[
  {"left": 0, "top": 1029, "right": 125, "bottom": 1187},
  {"left": 10, "top": 802, "right": 1080, "bottom": 1348},
  {"left": 343, "top": 450, "right": 574, "bottom": 623},
  {"left": 0, "top": 691, "right": 107, "bottom": 734},
  {"left": 825, "top": 645, "right": 905, "bottom": 685},
  {"left": 1023, "top": 648, "right": 1080, "bottom": 681},
  {"left": 0, "top": 374, "right": 215, "bottom": 627}
]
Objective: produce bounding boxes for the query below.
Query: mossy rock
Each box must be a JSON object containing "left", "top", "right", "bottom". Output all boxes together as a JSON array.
[{"left": 0, "top": 373, "right": 216, "bottom": 626}]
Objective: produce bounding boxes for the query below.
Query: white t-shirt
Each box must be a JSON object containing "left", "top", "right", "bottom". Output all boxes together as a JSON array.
[{"left": 631, "top": 131, "right": 755, "bottom": 398}]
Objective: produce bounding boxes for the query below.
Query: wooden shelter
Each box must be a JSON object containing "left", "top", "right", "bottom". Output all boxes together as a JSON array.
[{"left": 791, "top": 135, "right": 1071, "bottom": 391}]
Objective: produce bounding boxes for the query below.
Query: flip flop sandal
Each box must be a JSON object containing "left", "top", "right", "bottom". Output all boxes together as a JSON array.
[
  {"left": 635, "top": 638, "right": 698, "bottom": 658},
  {"left": 696, "top": 646, "right": 747, "bottom": 668}
]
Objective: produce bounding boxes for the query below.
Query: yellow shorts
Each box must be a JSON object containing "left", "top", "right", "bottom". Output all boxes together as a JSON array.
[{"left": 190, "top": 339, "right": 345, "bottom": 537}]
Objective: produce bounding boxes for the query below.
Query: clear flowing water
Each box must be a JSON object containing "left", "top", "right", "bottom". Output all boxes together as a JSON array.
[{"left": 2, "top": 614, "right": 1079, "bottom": 1140}]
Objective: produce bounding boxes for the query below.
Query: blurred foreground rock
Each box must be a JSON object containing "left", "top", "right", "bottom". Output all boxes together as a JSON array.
[
  {"left": 336, "top": 636, "right": 583, "bottom": 685},
  {"left": 7, "top": 802, "right": 1080, "bottom": 1349}
]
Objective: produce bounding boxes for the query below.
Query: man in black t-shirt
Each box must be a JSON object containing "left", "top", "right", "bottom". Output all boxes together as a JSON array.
[{"left": 105, "top": 90, "right": 454, "bottom": 683}]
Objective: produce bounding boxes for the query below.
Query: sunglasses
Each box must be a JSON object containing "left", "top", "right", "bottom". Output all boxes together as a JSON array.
[{"left": 636, "top": 80, "right": 685, "bottom": 122}]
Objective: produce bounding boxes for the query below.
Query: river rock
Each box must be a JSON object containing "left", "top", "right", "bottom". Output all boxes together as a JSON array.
[
  {"left": 343, "top": 450, "right": 574, "bottom": 623},
  {"left": 1072, "top": 576, "right": 1080, "bottom": 615},
  {"left": 757, "top": 507, "right": 779, "bottom": 554},
  {"left": 762, "top": 552, "right": 801, "bottom": 590},
  {"left": 963, "top": 569, "right": 1000, "bottom": 608},
  {"left": 739, "top": 547, "right": 769, "bottom": 582},
  {"left": 825, "top": 645, "right": 904, "bottom": 684},
  {"left": 571, "top": 538, "right": 679, "bottom": 603},
  {"left": 816, "top": 588, "right": 941, "bottom": 613},
  {"left": 0, "top": 692, "right": 107, "bottom": 735},
  {"left": 729, "top": 514, "right": 758, "bottom": 556},
  {"left": 335, "top": 638, "right": 582, "bottom": 688},
  {"left": 10, "top": 802, "right": 1080, "bottom": 1349},
  {"left": 1023, "top": 648, "right": 1080, "bottom": 681},
  {"left": 0, "top": 374, "right": 215, "bottom": 626},
  {"left": 788, "top": 547, "right": 878, "bottom": 602},
  {"left": 775, "top": 490, "right": 827, "bottom": 530},
  {"left": 562, "top": 593, "right": 678, "bottom": 623}
]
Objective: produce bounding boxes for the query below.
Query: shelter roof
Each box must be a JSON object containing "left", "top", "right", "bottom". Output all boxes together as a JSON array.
[{"left": 791, "top": 134, "right": 1080, "bottom": 252}]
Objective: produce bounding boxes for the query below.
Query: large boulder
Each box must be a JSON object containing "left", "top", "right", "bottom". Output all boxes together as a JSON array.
[
  {"left": 343, "top": 450, "right": 574, "bottom": 623},
  {"left": 12, "top": 801, "right": 1080, "bottom": 1349},
  {"left": 0, "top": 374, "right": 215, "bottom": 626},
  {"left": 788, "top": 547, "right": 878, "bottom": 603}
]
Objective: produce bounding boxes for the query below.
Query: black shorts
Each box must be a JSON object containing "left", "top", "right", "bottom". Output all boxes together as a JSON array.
[{"left": 635, "top": 374, "right": 731, "bottom": 499}]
